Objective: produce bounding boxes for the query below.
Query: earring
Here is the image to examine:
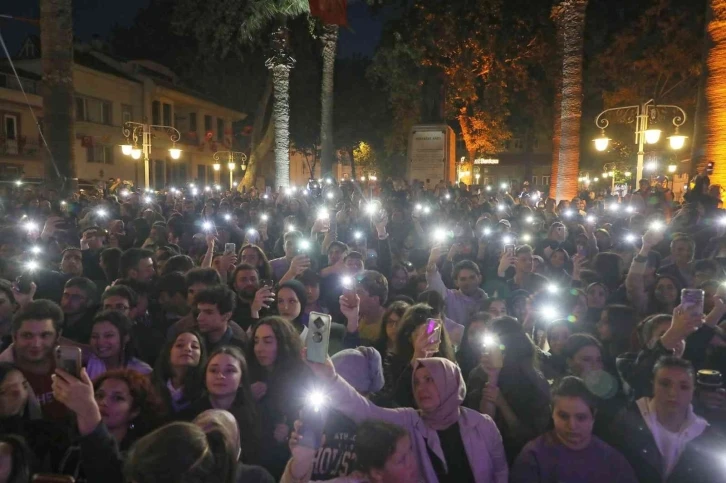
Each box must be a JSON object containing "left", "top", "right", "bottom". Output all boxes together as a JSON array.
[{"left": 129, "top": 422, "right": 135, "bottom": 430}]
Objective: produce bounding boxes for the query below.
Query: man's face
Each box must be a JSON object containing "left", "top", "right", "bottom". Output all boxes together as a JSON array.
[
  {"left": 61, "top": 286, "right": 90, "bottom": 315},
  {"left": 183, "top": 201, "right": 195, "bottom": 214},
  {"left": 455, "top": 269, "right": 481, "bottom": 296},
  {"left": 196, "top": 303, "right": 230, "bottom": 335},
  {"left": 653, "top": 366, "right": 694, "bottom": 420},
  {"left": 102, "top": 295, "right": 132, "bottom": 317},
  {"left": 305, "top": 283, "right": 320, "bottom": 304},
  {"left": 283, "top": 238, "right": 297, "bottom": 258},
  {"left": 328, "top": 246, "right": 346, "bottom": 266},
  {"left": 13, "top": 319, "right": 58, "bottom": 365},
  {"left": 234, "top": 269, "right": 259, "bottom": 299},
  {"left": 487, "top": 300, "right": 507, "bottom": 318},
  {"left": 640, "top": 181, "right": 650, "bottom": 191},
  {"left": 671, "top": 240, "right": 694, "bottom": 265},
  {"left": 345, "top": 258, "right": 365, "bottom": 274},
  {"left": 131, "top": 257, "right": 155, "bottom": 282},
  {"left": 516, "top": 251, "right": 533, "bottom": 274},
  {"left": 61, "top": 250, "right": 83, "bottom": 277}
]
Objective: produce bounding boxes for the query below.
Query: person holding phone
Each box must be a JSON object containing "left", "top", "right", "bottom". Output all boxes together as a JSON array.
[
  {"left": 247, "top": 316, "right": 313, "bottom": 479},
  {"left": 0, "top": 300, "right": 67, "bottom": 421},
  {"left": 465, "top": 317, "right": 551, "bottom": 464}
]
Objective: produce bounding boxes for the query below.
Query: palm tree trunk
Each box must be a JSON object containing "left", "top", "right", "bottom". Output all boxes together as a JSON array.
[
  {"left": 266, "top": 24, "right": 296, "bottom": 190},
  {"left": 552, "top": 0, "right": 588, "bottom": 201},
  {"left": 239, "top": 77, "right": 274, "bottom": 190},
  {"left": 549, "top": 16, "right": 564, "bottom": 200},
  {"left": 320, "top": 25, "right": 338, "bottom": 179},
  {"left": 707, "top": 0, "right": 726, "bottom": 186},
  {"left": 40, "top": 0, "right": 75, "bottom": 195}
]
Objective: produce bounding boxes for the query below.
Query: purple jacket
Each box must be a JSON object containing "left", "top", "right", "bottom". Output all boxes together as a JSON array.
[
  {"left": 426, "top": 269, "right": 488, "bottom": 326},
  {"left": 325, "top": 374, "right": 508, "bottom": 483},
  {"left": 510, "top": 431, "right": 638, "bottom": 483}
]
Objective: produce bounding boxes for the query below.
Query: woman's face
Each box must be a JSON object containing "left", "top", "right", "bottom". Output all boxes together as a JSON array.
[
  {"left": 206, "top": 354, "right": 242, "bottom": 399},
  {"left": 413, "top": 366, "right": 441, "bottom": 413},
  {"left": 586, "top": 285, "right": 607, "bottom": 309},
  {"left": 595, "top": 311, "right": 612, "bottom": 342},
  {"left": 550, "top": 251, "right": 565, "bottom": 268},
  {"left": 655, "top": 278, "right": 678, "bottom": 304},
  {"left": 385, "top": 313, "right": 402, "bottom": 343},
  {"left": 90, "top": 321, "right": 124, "bottom": 361},
  {"left": 170, "top": 333, "right": 202, "bottom": 368},
  {"left": 391, "top": 269, "right": 408, "bottom": 290},
  {"left": 487, "top": 300, "right": 507, "bottom": 318},
  {"left": 512, "top": 297, "right": 531, "bottom": 322},
  {"left": 0, "top": 370, "right": 29, "bottom": 417},
  {"left": 548, "top": 326, "right": 571, "bottom": 356},
  {"left": 568, "top": 345, "right": 603, "bottom": 377},
  {"left": 95, "top": 378, "right": 138, "bottom": 431},
  {"left": 277, "top": 287, "right": 301, "bottom": 321},
  {"left": 254, "top": 324, "right": 279, "bottom": 368},
  {"left": 552, "top": 396, "right": 594, "bottom": 451},
  {"left": 305, "top": 283, "right": 320, "bottom": 305},
  {"left": 240, "top": 248, "right": 261, "bottom": 267}
]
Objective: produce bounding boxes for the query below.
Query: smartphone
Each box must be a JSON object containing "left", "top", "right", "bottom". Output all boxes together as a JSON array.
[
  {"left": 504, "top": 244, "right": 515, "bottom": 257},
  {"left": 32, "top": 475, "right": 76, "bottom": 483},
  {"left": 576, "top": 245, "right": 587, "bottom": 257},
  {"left": 224, "top": 243, "right": 236, "bottom": 256},
  {"left": 681, "top": 289, "right": 705, "bottom": 318},
  {"left": 299, "top": 402, "right": 327, "bottom": 450},
  {"left": 55, "top": 346, "right": 82, "bottom": 378},
  {"left": 426, "top": 318, "right": 441, "bottom": 345},
  {"left": 260, "top": 279, "right": 274, "bottom": 289},
  {"left": 295, "top": 240, "right": 311, "bottom": 256},
  {"left": 305, "top": 312, "right": 332, "bottom": 364}
]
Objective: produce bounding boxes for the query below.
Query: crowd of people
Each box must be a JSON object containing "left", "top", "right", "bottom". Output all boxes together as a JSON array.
[{"left": 0, "top": 173, "right": 724, "bottom": 483}]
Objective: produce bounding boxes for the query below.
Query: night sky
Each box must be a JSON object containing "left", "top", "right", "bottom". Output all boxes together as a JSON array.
[{"left": 1, "top": 0, "right": 386, "bottom": 58}]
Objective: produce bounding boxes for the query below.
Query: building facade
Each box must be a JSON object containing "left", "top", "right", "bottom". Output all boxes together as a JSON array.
[{"left": 1, "top": 37, "right": 245, "bottom": 188}]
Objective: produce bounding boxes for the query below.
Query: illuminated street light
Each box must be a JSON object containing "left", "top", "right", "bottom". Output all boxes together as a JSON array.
[
  {"left": 668, "top": 164, "right": 677, "bottom": 173},
  {"left": 644, "top": 129, "right": 662, "bottom": 144},
  {"left": 668, "top": 134, "right": 687, "bottom": 150},
  {"left": 168, "top": 146, "right": 181, "bottom": 160},
  {"left": 122, "top": 121, "right": 181, "bottom": 189},
  {"left": 121, "top": 144, "right": 133, "bottom": 155},
  {"left": 594, "top": 135, "right": 610, "bottom": 151}
]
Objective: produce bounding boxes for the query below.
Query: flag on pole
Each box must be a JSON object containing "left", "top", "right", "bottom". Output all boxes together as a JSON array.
[{"left": 308, "top": 0, "right": 347, "bottom": 26}]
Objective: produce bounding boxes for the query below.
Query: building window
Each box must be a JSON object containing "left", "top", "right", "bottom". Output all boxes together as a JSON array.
[
  {"left": 76, "top": 96, "right": 112, "bottom": 124},
  {"left": 217, "top": 118, "right": 224, "bottom": 141},
  {"left": 204, "top": 115, "right": 212, "bottom": 133},
  {"left": 504, "top": 140, "right": 511, "bottom": 150},
  {"left": 513, "top": 138, "right": 523, "bottom": 149},
  {"left": 152, "top": 101, "right": 161, "bottom": 125},
  {"left": 532, "top": 176, "right": 538, "bottom": 185},
  {"left": 189, "top": 113, "right": 197, "bottom": 131},
  {"left": 122, "top": 104, "right": 132, "bottom": 124},
  {"left": 542, "top": 176, "right": 551, "bottom": 186},
  {"left": 87, "top": 145, "right": 113, "bottom": 164},
  {"left": 162, "top": 103, "right": 172, "bottom": 126},
  {"left": 4, "top": 114, "right": 18, "bottom": 140}
]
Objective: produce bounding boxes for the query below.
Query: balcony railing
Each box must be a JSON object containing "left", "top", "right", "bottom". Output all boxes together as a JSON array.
[
  {"left": 0, "top": 137, "right": 42, "bottom": 158},
  {"left": 0, "top": 74, "right": 39, "bottom": 95}
]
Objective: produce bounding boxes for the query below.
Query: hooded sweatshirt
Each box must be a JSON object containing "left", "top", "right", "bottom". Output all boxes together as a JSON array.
[
  {"left": 426, "top": 269, "right": 488, "bottom": 326},
  {"left": 636, "top": 397, "right": 709, "bottom": 478}
]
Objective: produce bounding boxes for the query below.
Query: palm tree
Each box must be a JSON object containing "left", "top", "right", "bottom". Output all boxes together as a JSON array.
[
  {"left": 707, "top": 0, "right": 726, "bottom": 186},
  {"left": 319, "top": 24, "right": 338, "bottom": 178},
  {"left": 40, "top": 0, "right": 75, "bottom": 194},
  {"left": 551, "top": 0, "right": 588, "bottom": 201}
]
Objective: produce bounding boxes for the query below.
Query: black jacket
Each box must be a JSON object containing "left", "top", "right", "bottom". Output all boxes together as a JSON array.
[{"left": 604, "top": 404, "right": 726, "bottom": 483}]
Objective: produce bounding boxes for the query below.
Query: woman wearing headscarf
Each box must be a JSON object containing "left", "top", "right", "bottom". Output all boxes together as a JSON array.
[{"left": 306, "top": 355, "right": 508, "bottom": 483}]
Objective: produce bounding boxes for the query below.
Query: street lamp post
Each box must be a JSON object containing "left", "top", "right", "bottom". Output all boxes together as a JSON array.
[
  {"left": 213, "top": 151, "right": 247, "bottom": 191},
  {"left": 121, "top": 122, "right": 181, "bottom": 190},
  {"left": 593, "top": 99, "right": 687, "bottom": 182}
]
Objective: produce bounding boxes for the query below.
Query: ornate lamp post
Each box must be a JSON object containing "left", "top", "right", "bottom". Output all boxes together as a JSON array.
[
  {"left": 121, "top": 122, "right": 181, "bottom": 189},
  {"left": 213, "top": 151, "right": 247, "bottom": 190},
  {"left": 593, "top": 99, "right": 687, "bottom": 182}
]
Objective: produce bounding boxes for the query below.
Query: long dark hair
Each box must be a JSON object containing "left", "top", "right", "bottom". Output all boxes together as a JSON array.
[
  {"left": 600, "top": 305, "right": 638, "bottom": 362},
  {"left": 247, "top": 316, "right": 304, "bottom": 383},
  {"left": 90, "top": 310, "right": 134, "bottom": 366},
  {"left": 0, "top": 434, "right": 32, "bottom": 483},
  {"left": 153, "top": 331, "right": 208, "bottom": 412},
  {"left": 238, "top": 243, "right": 273, "bottom": 281},
  {"left": 394, "top": 304, "right": 455, "bottom": 365},
  {"left": 373, "top": 301, "right": 410, "bottom": 356},
  {"left": 204, "top": 346, "right": 261, "bottom": 464}
]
